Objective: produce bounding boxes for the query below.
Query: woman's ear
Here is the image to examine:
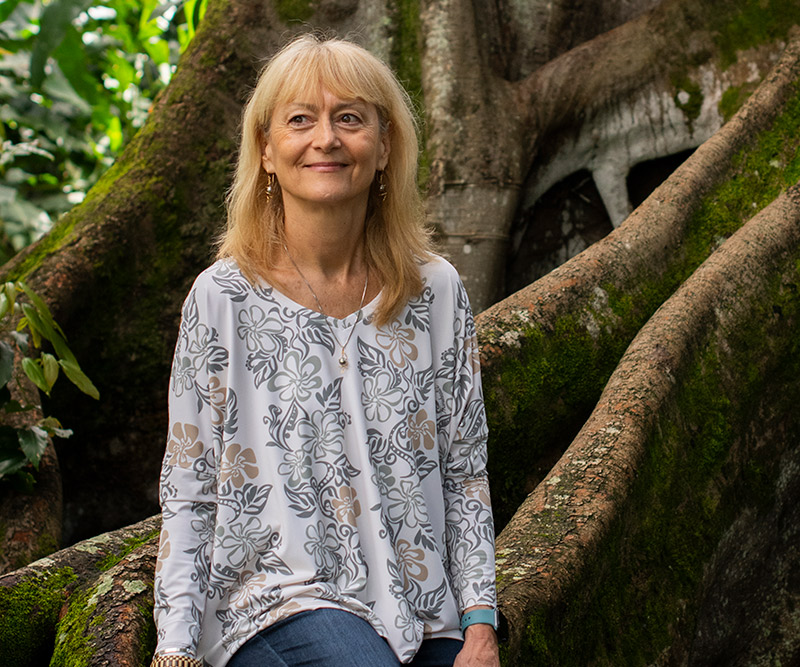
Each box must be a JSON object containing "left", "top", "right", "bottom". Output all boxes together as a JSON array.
[
  {"left": 259, "top": 127, "right": 274, "bottom": 173},
  {"left": 261, "top": 142, "right": 274, "bottom": 173}
]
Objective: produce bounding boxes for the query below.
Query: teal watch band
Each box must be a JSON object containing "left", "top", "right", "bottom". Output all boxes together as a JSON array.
[{"left": 460, "top": 609, "right": 498, "bottom": 633}]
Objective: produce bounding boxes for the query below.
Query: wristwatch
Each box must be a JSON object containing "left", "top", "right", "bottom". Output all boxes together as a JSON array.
[
  {"left": 151, "top": 649, "right": 202, "bottom": 667},
  {"left": 460, "top": 608, "right": 498, "bottom": 633}
]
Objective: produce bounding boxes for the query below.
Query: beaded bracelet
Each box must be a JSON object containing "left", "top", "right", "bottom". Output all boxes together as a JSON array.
[{"left": 150, "top": 655, "right": 203, "bottom": 667}]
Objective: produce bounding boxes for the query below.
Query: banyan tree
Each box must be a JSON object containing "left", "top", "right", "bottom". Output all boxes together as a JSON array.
[{"left": 2, "top": 0, "right": 800, "bottom": 664}]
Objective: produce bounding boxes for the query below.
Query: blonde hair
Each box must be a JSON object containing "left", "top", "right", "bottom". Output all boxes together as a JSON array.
[{"left": 218, "top": 33, "right": 432, "bottom": 326}]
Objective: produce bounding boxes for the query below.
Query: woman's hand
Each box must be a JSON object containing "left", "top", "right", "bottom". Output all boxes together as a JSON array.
[{"left": 454, "top": 623, "right": 500, "bottom": 667}]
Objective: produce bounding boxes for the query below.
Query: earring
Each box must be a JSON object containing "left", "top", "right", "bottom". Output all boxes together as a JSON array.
[
  {"left": 265, "top": 173, "right": 277, "bottom": 201},
  {"left": 377, "top": 171, "right": 388, "bottom": 201}
]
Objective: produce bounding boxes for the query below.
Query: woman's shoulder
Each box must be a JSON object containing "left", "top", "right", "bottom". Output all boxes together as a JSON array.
[
  {"left": 183, "top": 258, "right": 265, "bottom": 311},
  {"left": 418, "top": 253, "right": 461, "bottom": 282},
  {"left": 417, "top": 254, "right": 466, "bottom": 294},
  {"left": 189, "top": 258, "right": 248, "bottom": 294}
]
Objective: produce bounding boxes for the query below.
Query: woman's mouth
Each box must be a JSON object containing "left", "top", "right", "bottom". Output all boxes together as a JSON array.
[{"left": 306, "top": 162, "right": 347, "bottom": 171}]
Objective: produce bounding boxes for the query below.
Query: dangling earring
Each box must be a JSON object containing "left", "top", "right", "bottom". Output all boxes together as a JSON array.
[
  {"left": 265, "top": 173, "right": 277, "bottom": 202},
  {"left": 377, "top": 171, "right": 388, "bottom": 201}
]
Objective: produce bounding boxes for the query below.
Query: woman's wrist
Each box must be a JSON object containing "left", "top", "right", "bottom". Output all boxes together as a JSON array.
[
  {"left": 151, "top": 652, "right": 202, "bottom": 667},
  {"left": 460, "top": 606, "right": 498, "bottom": 634}
]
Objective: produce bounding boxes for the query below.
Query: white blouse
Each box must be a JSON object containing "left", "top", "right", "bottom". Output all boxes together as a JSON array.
[{"left": 153, "top": 255, "right": 496, "bottom": 666}]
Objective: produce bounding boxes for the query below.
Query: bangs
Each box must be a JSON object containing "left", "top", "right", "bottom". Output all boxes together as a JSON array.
[{"left": 264, "top": 42, "right": 389, "bottom": 126}]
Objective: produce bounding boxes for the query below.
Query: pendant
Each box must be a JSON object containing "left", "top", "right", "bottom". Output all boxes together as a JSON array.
[{"left": 338, "top": 353, "right": 348, "bottom": 369}]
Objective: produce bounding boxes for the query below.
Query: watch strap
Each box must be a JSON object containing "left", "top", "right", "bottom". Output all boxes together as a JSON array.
[
  {"left": 460, "top": 608, "right": 498, "bottom": 633},
  {"left": 151, "top": 655, "right": 202, "bottom": 667}
]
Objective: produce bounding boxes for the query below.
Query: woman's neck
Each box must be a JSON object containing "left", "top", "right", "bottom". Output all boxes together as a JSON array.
[
  {"left": 280, "top": 198, "right": 369, "bottom": 278},
  {"left": 269, "top": 198, "right": 380, "bottom": 318}
]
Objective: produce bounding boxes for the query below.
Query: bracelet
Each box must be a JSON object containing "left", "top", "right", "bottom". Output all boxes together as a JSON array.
[
  {"left": 460, "top": 608, "right": 498, "bottom": 633},
  {"left": 151, "top": 655, "right": 203, "bottom": 667}
]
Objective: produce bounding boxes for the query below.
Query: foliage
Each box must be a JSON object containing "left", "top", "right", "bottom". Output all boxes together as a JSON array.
[
  {"left": 0, "top": 279, "right": 97, "bottom": 489},
  {"left": 0, "top": 0, "right": 207, "bottom": 262}
]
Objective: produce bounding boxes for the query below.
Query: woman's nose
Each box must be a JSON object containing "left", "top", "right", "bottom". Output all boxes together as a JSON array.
[{"left": 312, "top": 118, "right": 341, "bottom": 151}]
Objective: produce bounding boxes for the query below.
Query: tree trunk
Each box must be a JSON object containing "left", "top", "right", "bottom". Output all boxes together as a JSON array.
[
  {"left": 0, "top": 343, "right": 61, "bottom": 575},
  {"left": 0, "top": 515, "right": 160, "bottom": 666},
  {"left": 488, "top": 32, "right": 800, "bottom": 663},
  {"left": 1, "top": 0, "right": 793, "bottom": 547}
]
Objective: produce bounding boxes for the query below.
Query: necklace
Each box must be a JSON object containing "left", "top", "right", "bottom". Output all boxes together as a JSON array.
[{"left": 283, "top": 244, "right": 368, "bottom": 369}]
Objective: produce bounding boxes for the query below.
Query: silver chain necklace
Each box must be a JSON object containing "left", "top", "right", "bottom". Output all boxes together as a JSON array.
[{"left": 283, "top": 244, "right": 368, "bottom": 369}]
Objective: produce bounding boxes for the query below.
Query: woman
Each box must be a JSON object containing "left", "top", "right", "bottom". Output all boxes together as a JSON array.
[{"left": 152, "top": 34, "right": 499, "bottom": 667}]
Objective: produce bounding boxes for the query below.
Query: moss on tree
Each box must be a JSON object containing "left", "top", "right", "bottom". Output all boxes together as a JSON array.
[
  {"left": 513, "top": 256, "right": 800, "bottom": 664},
  {"left": 483, "top": 79, "right": 800, "bottom": 529},
  {"left": 0, "top": 567, "right": 77, "bottom": 666}
]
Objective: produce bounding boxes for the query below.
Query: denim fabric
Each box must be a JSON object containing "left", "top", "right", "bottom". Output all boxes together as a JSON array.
[{"left": 227, "top": 609, "right": 463, "bottom": 667}]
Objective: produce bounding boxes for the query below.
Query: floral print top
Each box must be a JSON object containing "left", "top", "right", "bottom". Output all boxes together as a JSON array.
[{"left": 153, "top": 256, "right": 496, "bottom": 666}]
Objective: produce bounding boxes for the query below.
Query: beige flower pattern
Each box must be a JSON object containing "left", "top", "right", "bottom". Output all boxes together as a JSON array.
[
  {"left": 165, "top": 423, "right": 203, "bottom": 468},
  {"left": 219, "top": 443, "right": 258, "bottom": 488}
]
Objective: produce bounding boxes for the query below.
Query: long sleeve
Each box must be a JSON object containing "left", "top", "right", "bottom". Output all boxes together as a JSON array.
[
  {"left": 154, "top": 283, "right": 229, "bottom": 655},
  {"left": 440, "top": 279, "right": 496, "bottom": 613}
]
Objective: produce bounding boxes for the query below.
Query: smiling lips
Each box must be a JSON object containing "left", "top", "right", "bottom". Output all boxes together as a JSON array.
[{"left": 306, "top": 161, "right": 348, "bottom": 171}]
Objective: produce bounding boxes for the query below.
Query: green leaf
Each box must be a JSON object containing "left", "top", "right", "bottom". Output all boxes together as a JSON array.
[
  {"left": 21, "top": 303, "right": 73, "bottom": 360},
  {"left": 10, "top": 330, "right": 29, "bottom": 353},
  {"left": 52, "top": 25, "right": 99, "bottom": 106},
  {"left": 19, "top": 281, "right": 67, "bottom": 340},
  {"left": 39, "top": 416, "right": 72, "bottom": 439},
  {"left": 0, "top": 339, "right": 14, "bottom": 387},
  {"left": 18, "top": 311, "right": 41, "bottom": 349},
  {"left": 17, "top": 425, "right": 49, "bottom": 469},
  {"left": 0, "top": 425, "right": 25, "bottom": 477},
  {"left": 41, "top": 352, "right": 59, "bottom": 390},
  {"left": 30, "top": 0, "right": 95, "bottom": 89},
  {"left": 0, "top": 0, "right": 24, "bottom": 24},
  {"left": 58, "top": 357, "right": 99, "bottom": 399},
  {"left": 0, "top": 451, "right": 28, "bottom": 478},
  {"left": 4, "top": 469, "right": 36, "bottom": 492},
  {"left": 21, "top": 356, "right": 50, "bottom": 395}
]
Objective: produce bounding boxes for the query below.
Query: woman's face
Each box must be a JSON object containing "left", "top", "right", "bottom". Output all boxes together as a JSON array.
[{"left": 262, "top": 88, "right": 390, "bottom": 215}]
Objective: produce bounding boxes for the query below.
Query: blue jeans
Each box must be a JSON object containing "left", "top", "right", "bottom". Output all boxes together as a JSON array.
[{"left": 228, "top": 608, "right": 463, "bottom": 667}]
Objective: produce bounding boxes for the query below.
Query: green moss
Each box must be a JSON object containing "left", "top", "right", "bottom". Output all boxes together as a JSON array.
[
  {"left": 274, "top": 0, "right": 315, "bottom": 23},
  {"left": 0, "top": 567, "right": 76, "bottom": 666},
  {"left": 485, "top": 81, "right": 800, "bottom": 530},
  {"left": 388, "top": 0, "right": 429, "bottom": 186},
  {"left": 718, "top": 83, "right": 756, "bottom": 123},
  {"left": 712, "top": 0, "right": 800, "bottom": 69},
  {"left": 50, "top": 583, "right": 100, "bottom": 667},
  {"left": 672, "top": 74, "right": 704, "bottom": 130},
  {"left": 484, "top": 314, "right": 631, "bottom": 527},
  {"left": 509, "top": 238, "right": 800, "bottom": 665},
  {"left": 137, "top": 598, "right": 158, "bottom": 667},
  {"left": 96, "top": 528, "right": 160, "bottom": 572}
]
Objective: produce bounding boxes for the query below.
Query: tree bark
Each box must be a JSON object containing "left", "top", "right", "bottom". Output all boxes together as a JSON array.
[
  {"left": 0, "top": 515, "right": 160, "bottom": 666},
  {"left": 0, "top": 0, "right": 793, "bottom": 546},
  {"left": 494, "top": 178, "right": 800, "bottom": 665},
  {"left": 0, "top": 342, "right": 62, "bottom": 575},
  {"left": 421, "top": 0, "right": 798, "bottom": 311},
  {"left": 480, "top": 31, "right": 800, "bottom": 527}
]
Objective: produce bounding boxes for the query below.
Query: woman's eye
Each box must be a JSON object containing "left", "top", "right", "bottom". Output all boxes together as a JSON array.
[
  {"left": 340, "top": 113, "right": 360, "bottom": 124},
  {"left": 288, "top": 114, "right": 308, "bottom": 125}
]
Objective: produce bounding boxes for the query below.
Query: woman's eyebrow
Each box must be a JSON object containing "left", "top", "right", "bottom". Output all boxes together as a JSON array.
[{"left": 284, "top": 99, "right": 368, "bottom": 113}]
